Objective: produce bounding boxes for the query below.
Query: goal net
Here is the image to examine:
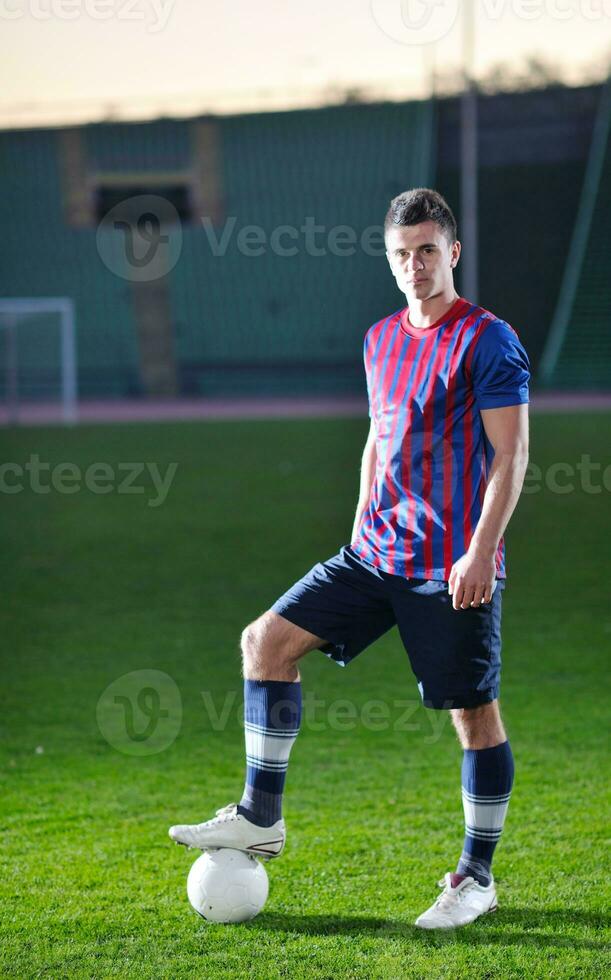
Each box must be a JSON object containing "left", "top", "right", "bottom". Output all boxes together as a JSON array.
[{"left": 0, "top": 298, "right": 77, "bottom": 424}]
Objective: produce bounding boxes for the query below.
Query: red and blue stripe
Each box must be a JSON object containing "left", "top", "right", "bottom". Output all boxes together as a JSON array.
[{"left": 352, "top": 299, "right": 517, "bottom": 581}]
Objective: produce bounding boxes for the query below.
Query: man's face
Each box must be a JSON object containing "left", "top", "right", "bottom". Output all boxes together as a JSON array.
[{"left": 385, "top": 220, "right": 461, "bottom": 303}]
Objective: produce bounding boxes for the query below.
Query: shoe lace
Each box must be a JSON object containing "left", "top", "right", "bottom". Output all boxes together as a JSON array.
[
  {"left": 211, "top": 802, "right": 238, "bottom": 824},
  {"left": 434, "top": 874, "right": 476, "bottom": 912}
]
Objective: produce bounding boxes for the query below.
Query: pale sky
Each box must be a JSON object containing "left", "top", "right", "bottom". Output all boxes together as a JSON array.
[{"left": 1, "top": 0, "right": 609, "bottom": 128}]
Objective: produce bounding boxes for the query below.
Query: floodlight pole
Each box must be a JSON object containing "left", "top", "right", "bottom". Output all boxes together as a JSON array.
[
  {"left": 420, "top": 37, "right": 437, "bottom": 179},
  {"left": 460, "top": 0, "right": 478, "bottom": 303}
]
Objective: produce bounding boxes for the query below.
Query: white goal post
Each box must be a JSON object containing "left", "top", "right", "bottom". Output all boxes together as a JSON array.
[{"left": 0, "top": 297, "right": 77, "bottom": 424}]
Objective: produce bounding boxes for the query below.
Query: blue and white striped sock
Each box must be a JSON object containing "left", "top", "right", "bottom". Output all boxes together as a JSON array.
[
  {"left": 237, "top": 679, "right": 301, "bottom": 828},
  {"left": 456, "top": 740, "right": 514, "bottom": 887}
]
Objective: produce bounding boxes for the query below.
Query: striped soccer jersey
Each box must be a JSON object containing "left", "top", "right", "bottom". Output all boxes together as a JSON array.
[{"left": 351, "top": 297, "right": 530, "bottom": 581}]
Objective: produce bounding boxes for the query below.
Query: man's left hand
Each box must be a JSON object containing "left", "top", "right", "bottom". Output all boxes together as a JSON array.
[{"left": 448, "top": 551, "right": 496, "bottom": 610}]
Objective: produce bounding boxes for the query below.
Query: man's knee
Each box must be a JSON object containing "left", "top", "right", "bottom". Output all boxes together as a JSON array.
[
  {"left": 240, "top": 610, "right": 314, "bottom": 677},
  {"left": 450, "top": 700, "right": 506, "bottom": 749},
  {"left": 240, "top": 618, "right": 267, "bottom": 675},
  {"left": 241, "top": 617, "right": 273, "bottom": 673}
]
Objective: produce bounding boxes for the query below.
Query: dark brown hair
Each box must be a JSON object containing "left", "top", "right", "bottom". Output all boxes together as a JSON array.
[{"left": 384, "top": 188, "right": 457, "bottom": 243}]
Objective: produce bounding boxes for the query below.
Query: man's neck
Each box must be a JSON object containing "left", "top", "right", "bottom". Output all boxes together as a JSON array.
[{"left": 407, "top": 289, "right": 460, "bottom": 330}]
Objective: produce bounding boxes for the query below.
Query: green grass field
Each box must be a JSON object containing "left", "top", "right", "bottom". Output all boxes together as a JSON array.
[{"left": 1, "top": 412, "right": 610, "bottom": 979}]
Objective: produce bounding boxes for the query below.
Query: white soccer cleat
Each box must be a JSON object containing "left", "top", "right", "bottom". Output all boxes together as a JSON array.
[
  {"left": 168, "top": 803, "right": 286, "bottom": 859},
  {"left": 414, "top": 873, "right": 498, "bottom": 929}
]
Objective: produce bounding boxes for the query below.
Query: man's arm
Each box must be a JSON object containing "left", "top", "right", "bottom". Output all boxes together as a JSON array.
[
  {"left": 351, "top": 419, "right": 377, "bottom": 543},
  {"left": 449, "top": 403, "right": 529, "bottom": 610}
]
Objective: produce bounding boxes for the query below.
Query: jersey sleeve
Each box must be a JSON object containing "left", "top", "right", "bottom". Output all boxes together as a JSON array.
[{"left": 469, "top": 319, "right": 530, "bottom": 410}]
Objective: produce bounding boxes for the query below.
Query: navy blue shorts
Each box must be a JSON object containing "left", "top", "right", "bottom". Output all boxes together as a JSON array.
[{"left": 271, "top": 545, "right": 505, "bottom": 710}]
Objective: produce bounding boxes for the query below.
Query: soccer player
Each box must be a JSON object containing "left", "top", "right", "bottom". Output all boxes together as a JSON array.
[{"left": 169, "top": 188, "right": 530, "bottom": 929}]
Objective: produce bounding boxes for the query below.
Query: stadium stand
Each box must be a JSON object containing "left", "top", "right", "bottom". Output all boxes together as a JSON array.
[{"left": 0, "top": 84, "right": 607, "bottom": 400}]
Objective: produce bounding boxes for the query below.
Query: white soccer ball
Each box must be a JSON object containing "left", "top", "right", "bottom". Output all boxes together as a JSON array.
[{"left": 187, "top": 848, "right": 269, "bottom": 923}]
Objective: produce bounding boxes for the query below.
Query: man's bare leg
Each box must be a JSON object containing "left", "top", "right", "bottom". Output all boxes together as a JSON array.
[
  {"left": 236, "top": 611, "right": 323, "bottom": 828},
  {"left": 168, "top": 611, "right": 324, "bottom": 856},
  {"left": 450, "top": 700, "right": 507, "bottom": 750},
  {"left": 415, "top": 700, "right": 514, "bottom": 928},
  {"left": 449, "top": 699, "right": 514, "bottom": 888},
  {"left": 240, "top": 610, "right": 323, "bottom": 682}
]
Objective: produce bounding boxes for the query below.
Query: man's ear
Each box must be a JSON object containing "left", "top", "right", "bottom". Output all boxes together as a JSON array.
[{"left": 450, "top": 239, "right": 461, "bottom": 268}]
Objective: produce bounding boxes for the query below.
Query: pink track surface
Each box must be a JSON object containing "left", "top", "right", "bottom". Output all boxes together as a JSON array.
[{"left": 0, "top": 393, "right": 610, "bottom": 427}]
